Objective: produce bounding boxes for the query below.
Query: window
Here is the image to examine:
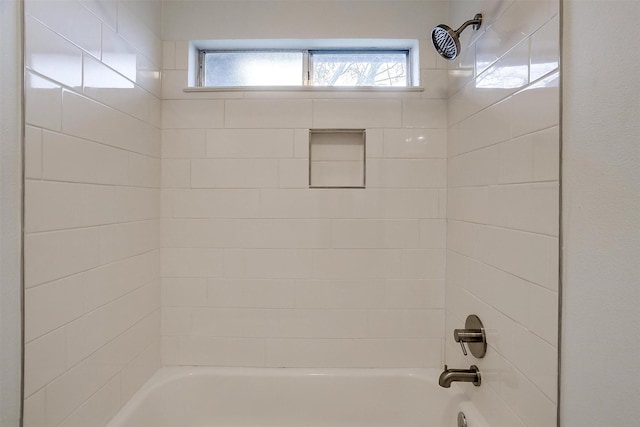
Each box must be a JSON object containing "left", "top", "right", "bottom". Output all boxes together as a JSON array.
[{"left": 198, "top": 48, "right": 412, "bottom": 87}]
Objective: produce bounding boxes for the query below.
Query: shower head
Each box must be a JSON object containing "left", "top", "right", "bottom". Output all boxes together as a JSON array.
[{"left": 431, "top": 13, "right": 483, "bottom": 61}]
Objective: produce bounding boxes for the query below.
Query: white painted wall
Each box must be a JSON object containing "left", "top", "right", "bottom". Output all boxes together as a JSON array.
[
  {"left": 561, "top": 1, "right": 640, "bottom": 425},
  {"left": 0, "top": 1, "right": 23, "bottom": 425}
]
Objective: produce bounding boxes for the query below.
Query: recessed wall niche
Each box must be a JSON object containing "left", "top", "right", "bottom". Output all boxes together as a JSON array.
[{"left": 309, "top": 129, "right": 366, "bottom": 188}]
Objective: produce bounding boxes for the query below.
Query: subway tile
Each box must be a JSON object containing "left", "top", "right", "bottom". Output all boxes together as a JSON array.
[
  {"left": 447, "top": 187, "right": 489, "bottom": 223},
  {"left": 512, "top": 326, "right": 558, "bottom": 402},
  {"left": 162, "top": 129, "right": 206, "bottom": 158},
  {"left": 99, "top": 220, "right": 159, "bottom": 265},
  {"left": 532, "top": 126, "right": 560, "bottom": 181},
  {"left": 83, "top": 250, "right": 158, "bottom": 312},
  {"left": 162, "top": 307, "right": 192, "bottom": 335},
  {"left": 265, "top": 338, "right": 440, "bottom": 368},
  {"left": 25, "top": 228, "right": 100, "bottom": 288},
  {"left": 278, "top": 159, "right": 308, "bottom": 188},
  {"left": 511, "top": 72, "right": 559, "bottom": 137},
  {"left": 401, "top": 99, "right": 447, "bottom": 128},
  {"left": 367, "top": 159, "right": 446, "bottom": 188},
  {"left": 226, "top": 99, "right": 312, "bottom": 128},
  {"left": 331, "top": 219, "right": 420, "bottom": 249},
  {"left": 120, "top": 340, "right": 161, "bottom": 403},
  {"left": 421, "top": 69, "right": 448, "bottom": 99},
  {"left": 178, "top": 337, "right": 265, "bottom": 366},
  {"left": 66, "top": 283, "right": 159, "bottom": 367},
  {"left": 46, "top": 311, "right": 159, "bottom": 426},
  {"left": 191, "top": 159, "right": 279, "bottom": 188},
  {"left": 162, "top": 159, "right": 190, "bottom": 188},
  {"left": 102, "top": 26, "right": 161, "bottom": 96},
  {"left": 57, "top": 375, "right": 121, "bottom": 427},
  {"left": 488, "top": 182, "right": 560, "bottom": 236},
  {"left": 530, "top": 15, "right": 560, "bottom": 81},
  {"left": 528, "top": 285, "right": 558, "bottom": 345},
  {"left": 25, "top": 180, "right": 114, "bottom": 233},
  {"left": 42, "top": 130, "right": 129, "bottom": 185},
  {"left": 162, "top": 41, "right": 176, "bottom": 70},
  {"left": 116, "top": 1, "right": 162, "bottom": 65},
  {"left": 81, "top": 0, "right": 117, "bottom": 30},
  {"left": 294, "top": 279, "right": 445, "bottom": 310},
  {"left": 448, "top": 146, "right": 499, "bottom": 188},
  {"left": 25, "top": 15, "right": 83, "bottom": 89},
  {"left": 294, "top": 129, "right": 310, "bottom": 158},
  {"left": 447, "top": 220, "right": 476, "bottom": 257},
  {"left": 207, "top": 279, "right": 295, "bottom": 308},
  {"left": 191, "top": 308, "right": 280, "bottom": 337},
  {"left": 163, "top": 100, "right": 224, "bottom": 129},
  {"left": 161, "top": 278, "right": 208, "bottom": 307},
  {"left": 350, "top": 189, "right": 441, "bottom": 219},
  {"left": 26, "top": 0, "right": 102, "bottom": 58},
  {"left": 127, "top": 152, "right": 160, "bottom": 188},
  {"left": 25, "top": 73, "right": 62, "bottom": 130},
  {"left": 455, "top": 98, "right": 511, "bottom": 155},
  {"left": 368, "top": 309, "right": 445, "bottom": 338},
  {"left": 312, "top": 99, "right": 400, "bottom": 128},
  {"left": 161, "top": 248, "right": 224, "bottom": 277},
  {"left": 401, "top": 249, "right": 446, "bottom": 280},
  {"left": 225, "top": 249, "right": 315, "bottom": 279},
  {"left": 25, "top": 274, "right": 84, "bottom": 342},
  {"left": 83, "top": 55, "right": 149, "bottom": 121},
  {"left": 311, "top": 249, "right": 402, "bottom": 280},
  {"left": 23, "top": 388, "right": 46, "bottom": 427},
  {"left": 419, "top": 219, "right": 447, "bottom": 249},
  {"left": 206, "top": 129, "right": 294, "bottom": 158},
  {"left": 174, "top": 41, "right": 190, "bottom": 70},
  {"left": 476, "top": 225, "right": 557, "bottom": 290},
  {"left": 171, "top": 189, "right": 261, "bottom": 218},
  {"left": 113, "top": 187, "right": 160, "bottom": 222},
  {"left": 278, "top": 309, "right": 368, "bottom": 338},
  {"left": 383, "top": 129, "right": 447, "bottom": 159},
  {"left": 24, "top": 329, "right": 67, "bottom": 396},
  {"left": 25, "top": 126, "right": 43, "bottom": 179},
  {"left": 241, "top": 219, "right": 331, "bottom": 249},
  {"left": 162, "top": 218, "right": 242, "bottom": 248}
]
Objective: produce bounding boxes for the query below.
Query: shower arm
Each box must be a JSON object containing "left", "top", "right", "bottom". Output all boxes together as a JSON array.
[{"left": 454, "top": 14, "right": 483, "bottom": 35}]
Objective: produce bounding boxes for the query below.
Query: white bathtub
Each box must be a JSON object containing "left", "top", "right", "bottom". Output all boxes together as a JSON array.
[{"left": 106, "top": 367, "right": 488, "bottom": 427}]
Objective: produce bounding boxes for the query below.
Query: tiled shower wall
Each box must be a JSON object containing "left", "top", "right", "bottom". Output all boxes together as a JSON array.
[
  {"left": 23, "top": 0, "right": 162, "bottom": 425},
  {"left": 160, "top": 0, "right": 450, "bottom": 368},
  {"left": 445, "top": 0, "right": 560, "bottom": 426}
]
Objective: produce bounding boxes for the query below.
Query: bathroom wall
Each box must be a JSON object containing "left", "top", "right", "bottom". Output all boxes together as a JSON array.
[
  {"left": 22, "top": 1, "right": 162, "bottom": 425},
  {"left": 160, "top": 0, "right": 451, "bottom": 368},
  {"left": 445, "top": 0, "right": 560, "bottom": 426},
  {"left": 1, "top": 0, "right": 23, "bottom": 425},
  {"left": 561, "top": 0, "right": 640, "bottom": 424}
]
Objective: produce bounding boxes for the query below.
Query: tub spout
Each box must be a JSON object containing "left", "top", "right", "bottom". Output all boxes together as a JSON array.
[{"left": 438, "top": 365, "right": 481, "bottom": 388}]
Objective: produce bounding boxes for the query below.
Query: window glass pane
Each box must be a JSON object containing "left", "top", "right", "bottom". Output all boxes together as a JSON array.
[
  {"left": 311, "top": 51, "right": 408, "bottom": 87},
  {"left": 204, "top": 51, "right": 303, "bottom": 86}
]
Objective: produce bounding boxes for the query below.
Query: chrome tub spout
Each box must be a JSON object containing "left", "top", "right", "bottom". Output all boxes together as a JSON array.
[{"left": 438, "top": 365, "right": 481, "bottom": 388}]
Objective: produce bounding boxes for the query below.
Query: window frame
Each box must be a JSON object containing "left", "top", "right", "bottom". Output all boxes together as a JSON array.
[{"left": 197, "top": 48, "right": 413, "bottom": 88}]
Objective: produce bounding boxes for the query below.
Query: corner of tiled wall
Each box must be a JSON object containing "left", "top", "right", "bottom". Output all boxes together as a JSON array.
[
  {"left": 23, "top": 1, "right": 162, "bottom": 426},
  {"left": 445, "top": 0, "right": 560, "bottom": 426}
]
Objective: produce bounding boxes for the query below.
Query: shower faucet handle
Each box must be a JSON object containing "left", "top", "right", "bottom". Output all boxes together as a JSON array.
[{"left": 453, "top": 315, "right": 487, "bottom": 358}]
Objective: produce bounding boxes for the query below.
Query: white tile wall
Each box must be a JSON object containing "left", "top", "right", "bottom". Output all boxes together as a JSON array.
[
  {"left": 446, "top": 1, "right": 560, "bottom": 426},
  {"left": 161, "top": 2, "right": 449, "bottom": 366},
  {"left": 23, "top": 0, "right": 162, "bottom": 426}
]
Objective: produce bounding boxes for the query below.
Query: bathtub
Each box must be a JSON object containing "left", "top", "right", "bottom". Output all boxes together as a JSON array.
[{"left": 106, "top": 367, "right": 488, "bottom": 427}]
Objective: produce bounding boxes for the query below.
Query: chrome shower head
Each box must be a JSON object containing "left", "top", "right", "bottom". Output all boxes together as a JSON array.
[{"left": 431, "top": 13, "right": 483, "bottom": 61}]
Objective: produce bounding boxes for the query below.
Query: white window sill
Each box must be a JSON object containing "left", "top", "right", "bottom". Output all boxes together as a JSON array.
[{"left": 183, "top": 86, "right": 424, "bottom": 93}]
